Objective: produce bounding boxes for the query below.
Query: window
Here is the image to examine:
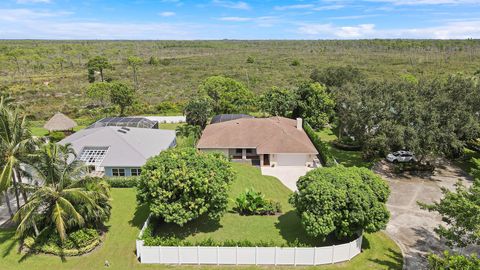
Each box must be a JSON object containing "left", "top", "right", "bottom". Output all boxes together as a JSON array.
[
  {"left": 112, "top": 168, "right": 125, "bottom": 177},
  {"left": 78, "top": 146, "right": 109, "bottom": 166},
  {"left": 235, "top": 148, "right": 242, "bottom": 154},
  {"left": 246, "top": 149, "right": 253, "bottom": 154},
  {"left": 131, "top": 168, "right": 141, "bottom": 176}
]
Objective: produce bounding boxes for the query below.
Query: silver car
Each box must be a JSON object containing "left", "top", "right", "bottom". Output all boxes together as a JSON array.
[{"left": 386, "top": 151, "right": 417, "bottom": 163}]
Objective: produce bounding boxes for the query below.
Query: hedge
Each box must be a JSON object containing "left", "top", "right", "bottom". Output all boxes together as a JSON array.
[
  {"left": 141, "top": 222, "right": 311, "bottom": 247},
  {"left": 105, "top": 176, "right": 139, "bottom": 188},
  {"left": 332, "top": 140, "right": 362, "bottom": 151},
  {"left": 303, "top": 122, "right": 337, "bottom": 167}
]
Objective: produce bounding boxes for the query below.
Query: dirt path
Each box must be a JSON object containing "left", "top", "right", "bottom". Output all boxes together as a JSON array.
[{"left": 374, "top": 161, "right": 476, "bottom": 269}]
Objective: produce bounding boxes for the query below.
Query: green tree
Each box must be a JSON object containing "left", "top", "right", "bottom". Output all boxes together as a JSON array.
[
  {"left": 87, "top": 56, "right": 112, "bottom": 82},
  {"left": 428, "top": 251, "right": 480, "bottom": 270},
  {"left": 0, "top": 96, "right": 36, "bottom": 217},
  {"left": 419, "top": 179, "right": 480, "bottom": 248},
  {"left": 310, "top": 65, "right": 363, "bottom": 88},
  {"left": 200, "top": 75, "right": 253, "bottom": 114},
  {"left": 290, "top": 166, "right": 390, "bottom": 241},
  {"left": 127, "top": 56, "right": 143, "bottom": 90},
  {"left": 175, "top": 125, "right": 202, "bottom": 143},
  {"left": 14, "top": 143, "right": 111, "bottom": 241},
  {"left": 259, "top": 87, "right": 296, "bottom": 117},
  {"left": 292, "top": 82, "right": 335, "bottom": 129},
  {"left": 109, "top": 82, "right": 135, "bottom": 116},
  {"left": 86, "top": 82, "right": 111, "bottom": 108},
  {"left": 184, "top": 97, "right": 211, "bottom": 129},
  {"left": 137, "top": 148, "right": 235, "bottom": 226}
]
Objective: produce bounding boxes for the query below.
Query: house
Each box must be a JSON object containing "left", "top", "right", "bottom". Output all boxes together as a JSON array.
[
  {"left": 59, "top": 126, "right": 176, "bottom": 177},
  {"left": 210, "top": 114, "right": 253, "bottom": 124},
  {"left": 197, "top": 117, "right": 318, "bottom": 167},
  {"left": 43, "top": 112, "right": 77, "bottom": 133}
]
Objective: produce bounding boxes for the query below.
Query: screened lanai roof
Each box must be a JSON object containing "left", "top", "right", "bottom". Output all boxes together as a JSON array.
[
  {"left": 88, "top": 117, "right": 158, "bottom": 129},
  {"left": 210, "top": 114, "right": 253, "bottom": 124}
]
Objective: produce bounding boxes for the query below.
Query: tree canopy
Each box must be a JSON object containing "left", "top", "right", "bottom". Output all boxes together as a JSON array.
[
  {"left": 137, "top": 148, "right": 235, "bottom": 226},
  {"left": 109, "top": 82, "right": 135, "bottom": 116},
  {"left": 87, "top": 56, "right": 112, "bottom": 83},
  {"left": 292, "top": 82, "right": 335, "bottom": 129},
  {"left": 310, "top": 65, "right": 363, "bottom": 88},
  {"left": 335, "top": 75, "right": 480, "bottom": 159},
  {"left": 290, "top": 166, "right": 390, "bottom": 241},
  {"left": 200, "top": 75, "right": 253, "bottom": 115},
  {"left": 184, "top": 96, "right": 211, "bottom": 129},
  {"left": 259, "top": 87, "right": 296, "bottom": 117}
]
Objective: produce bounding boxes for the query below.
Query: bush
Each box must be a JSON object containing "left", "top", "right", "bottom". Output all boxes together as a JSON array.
[
  {"left": 332, "top": 139, "right": 362, "bottom": 151},
  {"left": 105, "top": 176, "right": 139, "bottom": 188},
  {"left": 137, "top": 148, "right": 235, "bottom": 226},
  {"left": 290, "top": 166, "right": 390, "bottom": 241},
  {"left": 428, "top": 251, "right": 480, "bottom": 270},
  {"left": 393, "top": 162, "right": 435, "bottom": 174},
  {"left": 246, "top": 56, "right": 255, "bottom": 63},
  {"left": 290, "top": 59, "right": 301, "bottom": 66},
  {"left": 25, "top": 228, "right": 101, "bottom": 256},
  {"left": 48, "top": 131, "right": 65, "bottom": 142},
  {"left": 303, "top": 122, "right": 336, "bottom": 166},
  {"left": 234, "top": 189, "right": 282, "bottom": 215}
]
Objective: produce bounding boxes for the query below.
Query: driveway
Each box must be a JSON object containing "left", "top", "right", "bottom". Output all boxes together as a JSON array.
[
  {"left": 261, "top": 166, "right": 312, "bottom": 191},
  {"left": 374, "top": 161, "right": 478, "bottom": 269}
]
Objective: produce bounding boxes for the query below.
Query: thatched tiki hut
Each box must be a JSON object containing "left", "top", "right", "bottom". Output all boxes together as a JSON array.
[{"left": 44, "top": 112, "right": 77, "bottom": 134}]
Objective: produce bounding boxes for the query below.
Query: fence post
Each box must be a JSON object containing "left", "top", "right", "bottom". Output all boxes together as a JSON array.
[
  {"left": 274, "top": 247, "right": 277, "bottom": 266},
  {"left": 159, "top": 246, "right": 162, "bottom": 264},
  {"left": 217, "top": 246, "right": 220, "bottom": 265},
  {"left": 331, "top": 245, "right": 335, "bottom": 264},
  {"left": 255, "top": 246, "right": 258, "bottom": 265},
  {"left": 197, "top": 246, "right": 200, "bottom": 265},
  {"left": 294, "top": 247, "right": 297, "bottom": 266},
  {"left": 313, "top": 247, "right": 316, "bottom": 266},
  {"left": 236, "top": 246, "right": 238, "bottom": 265},
  {"left": 348, "top": 240, "right": 352, "bottom": 260},
  {"left": 178, "top": 246, "right": 181, "bottom": 265}
]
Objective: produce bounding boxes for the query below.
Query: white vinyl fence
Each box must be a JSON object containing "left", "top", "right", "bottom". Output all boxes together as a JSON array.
[{"left": 136, "top": 215, "right": 363, "bottom": 265}]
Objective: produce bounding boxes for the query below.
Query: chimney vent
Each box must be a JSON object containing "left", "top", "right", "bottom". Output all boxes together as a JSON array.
[{"left": 296, "top": 118, "right": 303, "bottom": 130}]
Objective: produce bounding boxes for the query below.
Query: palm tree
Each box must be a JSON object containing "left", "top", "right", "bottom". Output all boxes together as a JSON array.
[
  {"left": 0, "top": 96, "right": 36, "bottom": 216},
  {"left": 13, "top": 143, "right": 111, "bottom": 241}
]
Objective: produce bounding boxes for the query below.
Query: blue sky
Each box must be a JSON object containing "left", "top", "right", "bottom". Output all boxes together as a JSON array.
[{"left": 1, "top": 0, "right": 480, "bottom": 39}]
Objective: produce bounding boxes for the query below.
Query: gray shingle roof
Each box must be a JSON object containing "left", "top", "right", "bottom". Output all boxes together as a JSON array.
[{"left": 59, "top": 127, "right": 175, "bottom": 167}]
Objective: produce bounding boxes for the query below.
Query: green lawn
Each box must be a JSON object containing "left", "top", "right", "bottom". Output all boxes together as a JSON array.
[
  {"left": 0, "top": 164, "right": 402, "bottom": 269},
  {"left": 316, "top": 128, "right": 375, "bottom": 168},
  {"left": 29, "top": 120, "right": 87, "bottom": 137}
]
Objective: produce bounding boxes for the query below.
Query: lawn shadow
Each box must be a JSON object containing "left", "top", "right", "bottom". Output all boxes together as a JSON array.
[
  {"left": 153, "top": 215, "right": 222, "bottom": 240},
  {"left": 0, "top": 229, "right": 17, "bottom": 258},
  {"left": 368, "top": 247, "right": 403, "bottom": 270},
  {"left": 129, "top": 203, "right": 150, "bottom": 229}
]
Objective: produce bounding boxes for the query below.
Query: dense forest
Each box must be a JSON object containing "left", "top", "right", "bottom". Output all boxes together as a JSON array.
[{"left": 1, "top": 39, "right": 480, "bottom": 119}]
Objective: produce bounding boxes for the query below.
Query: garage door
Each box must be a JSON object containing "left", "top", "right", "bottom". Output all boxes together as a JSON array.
[{"left": 276, "top": 154, "right": 307, "bottom": 166}]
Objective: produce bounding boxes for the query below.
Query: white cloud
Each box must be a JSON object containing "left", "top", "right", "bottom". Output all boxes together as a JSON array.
[
  {"left": 217, "top": 16, "right": 278, "bottom": 27},
  {"left": 298, "top": 23, "right": 376, "bottom": 38},
  {"left": 212, "top": 0, "right": 250, "bottom": 10},
  {"left": 218, "top": 16, "right": 252, "bottom": 21},
  {"left": 16, "top": 0, "right": 51, "bottom": 3},
  {"left": 159, "top": 11, "right": 176, "bottom": 17},
  {"left": 297, "top": 20, "right": 480, "bottom": 39},
  {"left": 366, "top": 0, "right": 480, "bottom": 5},
  {"left": 0, "top": 9, "right": 72, "bottom": 21},
  {"left": 274, "top": 4, "right": 344, "bottom": 11}
]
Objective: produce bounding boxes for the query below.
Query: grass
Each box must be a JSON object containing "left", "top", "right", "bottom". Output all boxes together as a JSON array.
[
  {"left": 316, "top": 127, "right": 374, "bottom": 168},
  {"left": 0, "top": 165, "right": 402, "bottom": 269},
  {"left": 29, "top": 120, "right": 88, "bottom": 137}
]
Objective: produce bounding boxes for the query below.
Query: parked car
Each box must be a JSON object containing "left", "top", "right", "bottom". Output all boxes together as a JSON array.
[{"left": 386, "top": 151, "right": 417, "bottom": 163}]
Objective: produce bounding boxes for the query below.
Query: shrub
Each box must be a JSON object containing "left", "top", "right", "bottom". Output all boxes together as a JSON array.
[
  {"left": 246, "top": 56, "right": 255, "bottom": 63},
  {"left": 105, "top": 176, "right": 139, "bottom": 188},
  {"left": 428, "top": 251, "right": 480, "bottom": 270},
  {"left": 303, "top": 122, "right": 336, "bottom": 167},
  {"left": 332, "top": 138, "right": 362, "bottom": 151},
  {"left": 234, "top": 189, "right": 281, "bottom": 215},
  {"left": 137, "top": 148, "right": 235, "bottom": 226},
  {"left": 48, "top": 131, "right": 65, "bottom": 142},
  {"left": 25, "top": 228, "right": 101, "bottom": 256},
  {"left": 291, "top": 59, "right": 301, "bottom": 66},
  {"left": 290, "top": 166, "right": 390, "bottom": 241}
]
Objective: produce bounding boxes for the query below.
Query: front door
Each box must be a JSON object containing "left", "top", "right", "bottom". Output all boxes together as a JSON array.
[{"left": 263, "top": 154, "right": 270, "bottom": 166}]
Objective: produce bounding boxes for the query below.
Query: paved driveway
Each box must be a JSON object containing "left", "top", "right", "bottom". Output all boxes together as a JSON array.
[
  {"left": 375, "top": 161, "right": 478, "bottom": 269},
  {"left": 261, "top": 166, "right": 312, "bottom": 191}
]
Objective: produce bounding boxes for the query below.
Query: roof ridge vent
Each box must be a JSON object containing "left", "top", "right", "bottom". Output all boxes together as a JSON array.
[{"left": 117, "top": 129, "right": 127, "bottom": 134}]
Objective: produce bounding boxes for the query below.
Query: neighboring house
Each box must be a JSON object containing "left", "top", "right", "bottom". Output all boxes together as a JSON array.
[
  {"left": 141, "top": 116, "right": 186, "bottom": 124},
  {"left": 197, "top": 117, "right": 318, "bottom": 167},
  {"left": 59, "top": 126, "right": 176, "bottom": 177},
  {"left": 210, "top": 114, "right": 253, "bottom": 124}
]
